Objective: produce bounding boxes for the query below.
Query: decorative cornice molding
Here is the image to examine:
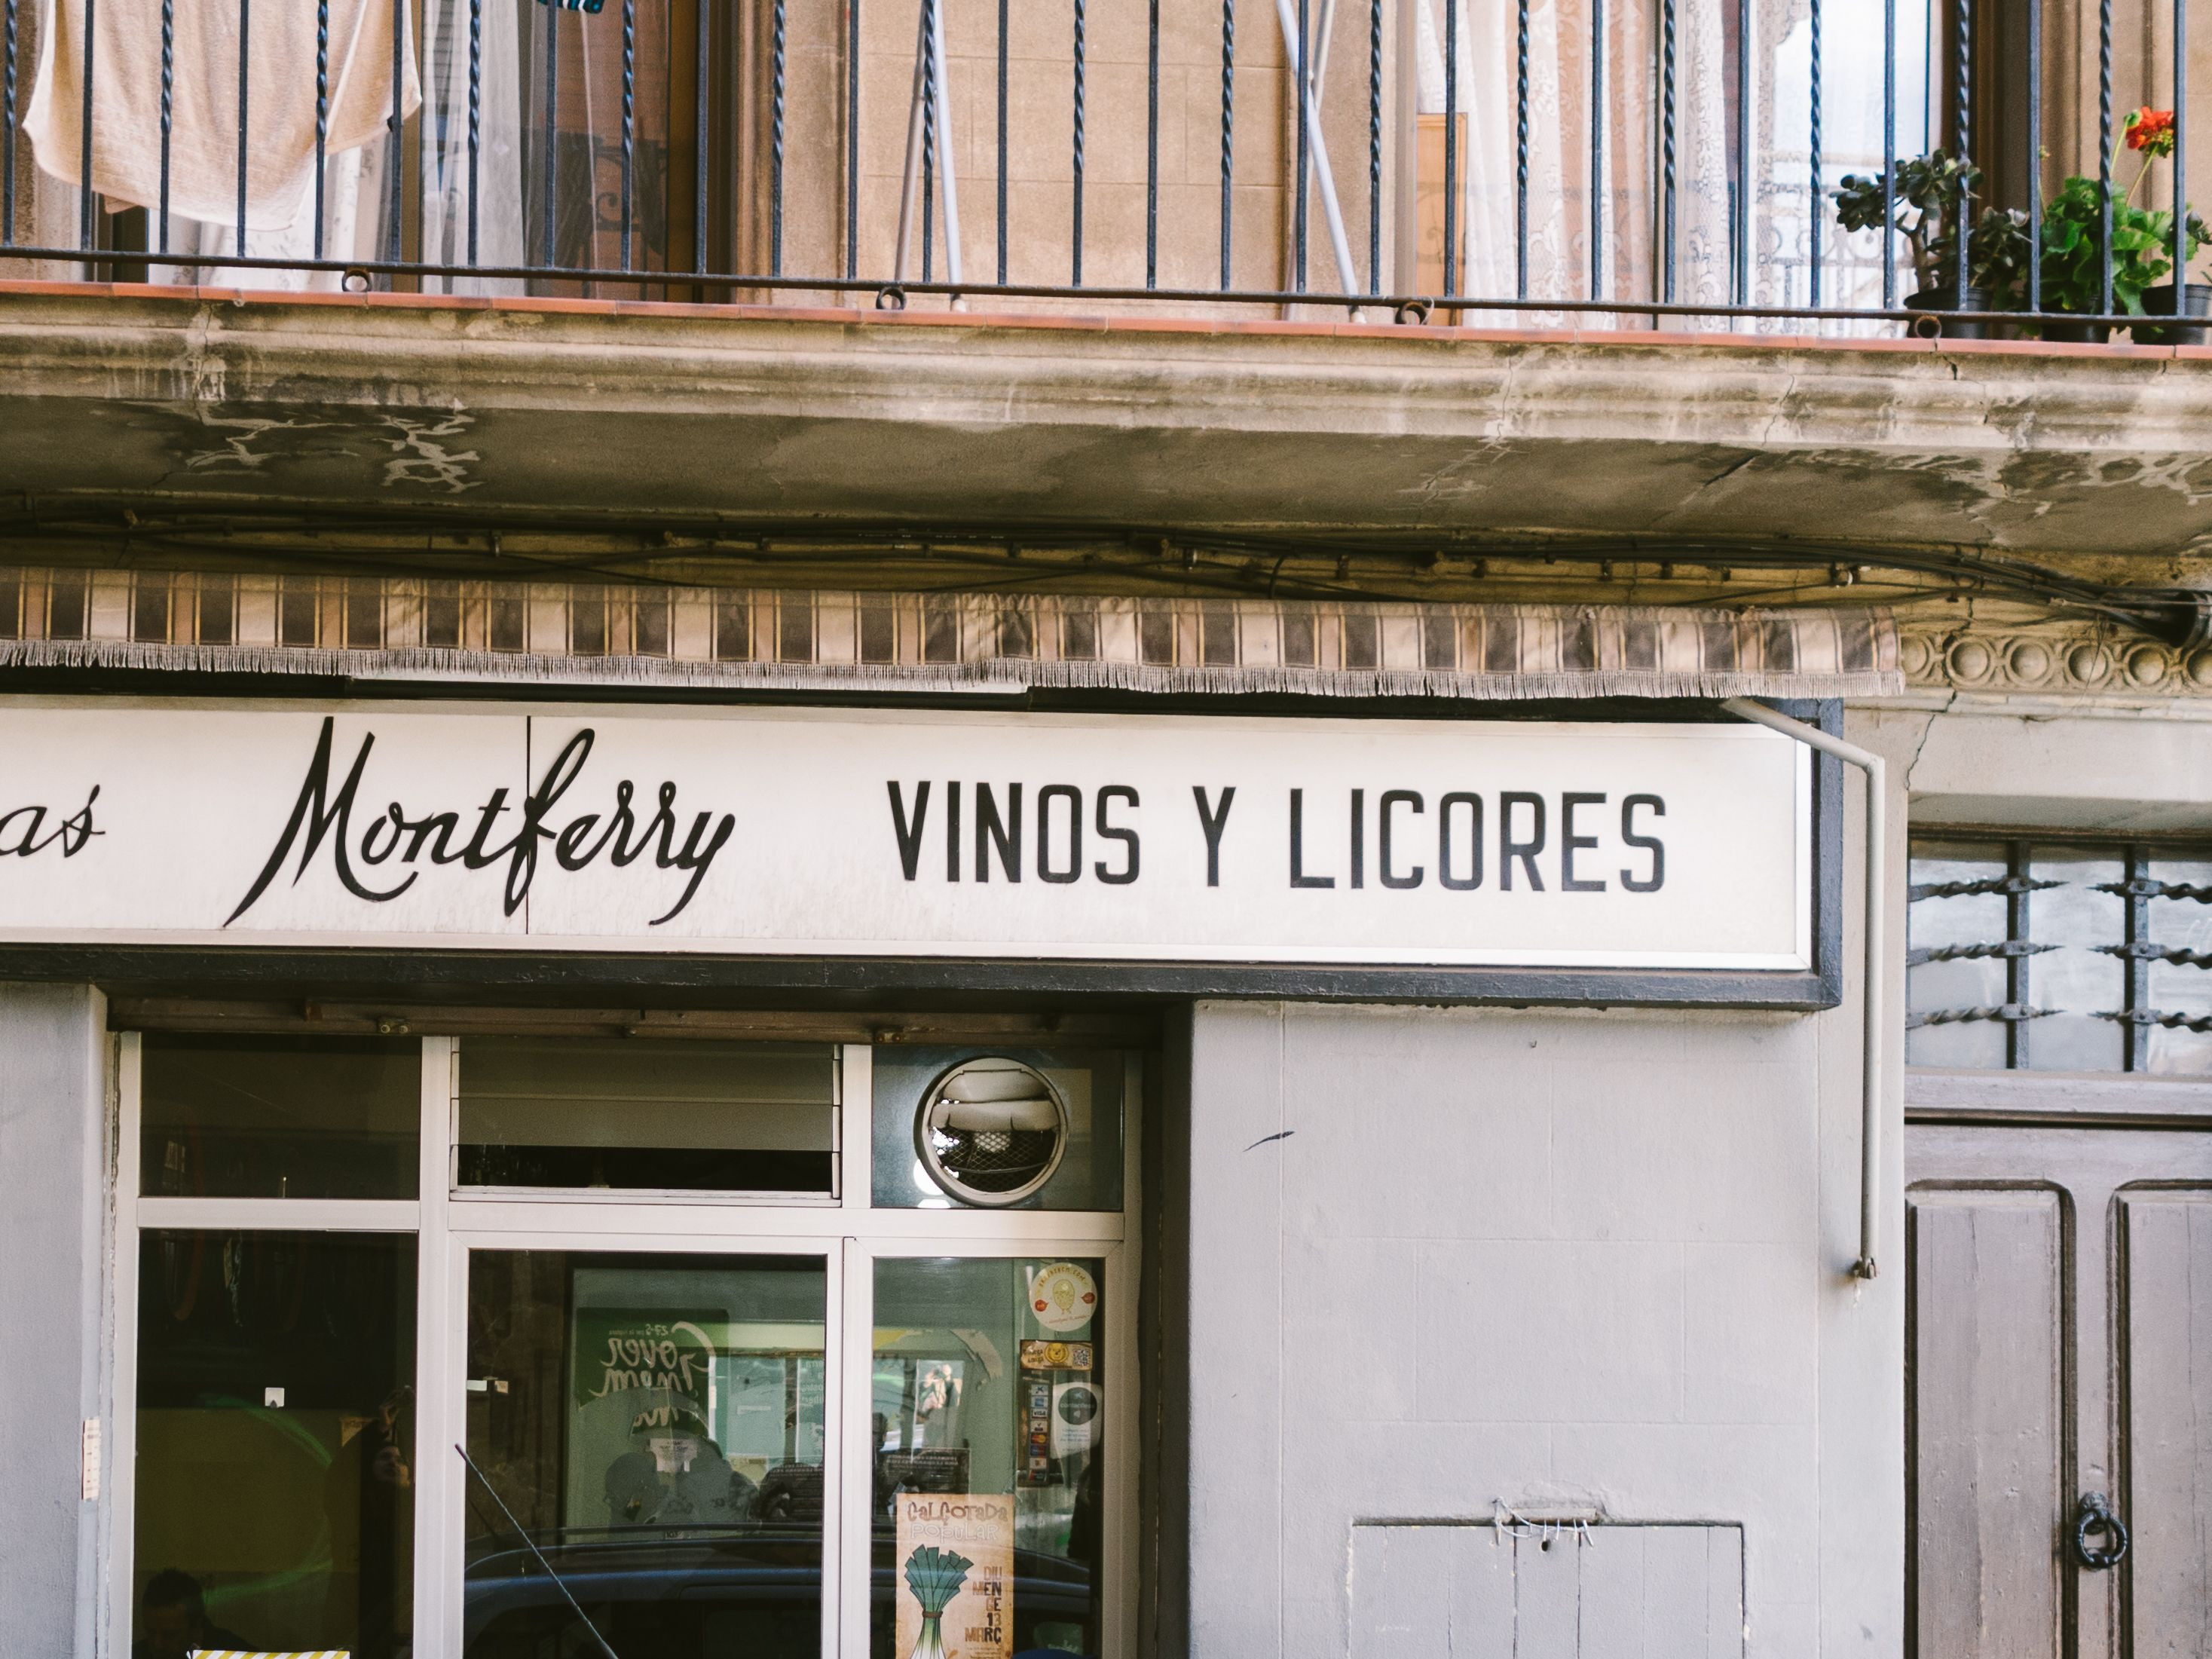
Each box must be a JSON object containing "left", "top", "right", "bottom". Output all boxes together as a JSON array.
[{"left": 1898, "top": 620, "right": 2212, "bottom": 697}]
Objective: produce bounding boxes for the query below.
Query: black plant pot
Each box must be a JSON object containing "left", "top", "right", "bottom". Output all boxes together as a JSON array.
[
  {"left": 2134, "top": 282, "right": 2212, "bottom": 344},
  {"left": 2039, "top": 310, "right": 2113, "bottom": 344},
  {"left": 1905, "top": 286, "right": 1993, "bottom": 339}
]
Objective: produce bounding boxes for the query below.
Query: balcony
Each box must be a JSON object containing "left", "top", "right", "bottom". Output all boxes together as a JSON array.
[
  {"left": 1, "top": 0, "right": 2210, "bottom": 589},
  {"left": 3, "top": 0, "right": 2207, "bottom": 329}
]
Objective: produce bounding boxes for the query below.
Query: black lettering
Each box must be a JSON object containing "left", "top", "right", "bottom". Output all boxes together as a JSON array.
[
  {"left": 228, "top": 717, "right": 415, "bottom": 924},
  {"left": 975, "top": 782, "right": 1022, "bottom": 883},
  {"left": 1561, "top": 792, "right": 1607, "bottom": 892},
  {"left": 359, "top": 807, "right": 403, "bottom": 865},
  {"left": 1622, "top": 794, "right": 1667, "bottom": 892},
  {"left": 1438, "top": 792, "right": 1483, "bottom": 890},
  {"left": 56, "top": 788, "right": 101, "bottom": 856},
  {"left": 1192, "top": 785, "right": 1235, "bottom": 887},
  {"left": 553, "top": 814, "right": 602, "bottom": 870},
  {"left": 1500, "top": 791, "right": 1547, "bottom": 892},
  {"left": 1037, "top": 785, "right": 1082, "bottom": 884},
  {"left": 1379, "top": 790, "right": 1424, "bottom": 889},
  {"left": 1095, "top": 786, "right": 1140, "bottom": 884},
  {"left": 494, "top": 728, "right": 596, "bottom": 914},
  {"left": 399, "top": 810, "right": 464, "bottom": 865},
  {"left": 1289, "top": 788, "right": 1334, "bottom": 889},
  {"left": 0, "top": 805, "right": 47, "bottom": 857},
  {"left": 887, "top": 781, "right": 932, "bottom": 881},
  {"left": 460, "top": 788, "right": 514, "bottom": 870},
  {"left": 650, "top": 808, "right": 736, "bottom": 924},
  {"left": 946, "top": 781, "right": 962, "bottom": 883},
  {"left": 1349, "top": 789, "right": 1366, "bottom": 889}
]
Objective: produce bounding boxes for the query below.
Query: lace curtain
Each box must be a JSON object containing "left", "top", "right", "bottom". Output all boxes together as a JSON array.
[{"left": 1417, "top": 0, "right": 1929, "bottom": 329}]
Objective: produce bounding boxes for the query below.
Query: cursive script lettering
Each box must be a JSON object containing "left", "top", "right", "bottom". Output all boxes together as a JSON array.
[
  {"left": 0, "top": 785, "right": 102, "bottom": 859},
  {"left": 227, "top": 719, "right": 734, "bottom": 926}
]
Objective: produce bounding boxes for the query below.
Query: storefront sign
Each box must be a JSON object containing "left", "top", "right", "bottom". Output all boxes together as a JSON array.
[{"left": 0, "top": 702, "right": 1813, "bottom": 972}]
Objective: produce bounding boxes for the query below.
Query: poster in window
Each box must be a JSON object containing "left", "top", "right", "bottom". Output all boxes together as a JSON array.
[
  {"left": 564, "top": 1306, "right": 733, "bottom": 1529},
  {"left": 895, "top": 1492, "right": 1014, "bottom": 1659}
]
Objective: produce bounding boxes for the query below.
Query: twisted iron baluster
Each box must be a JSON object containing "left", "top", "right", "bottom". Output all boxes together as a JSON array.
[
  {"left": 843, "top": 0, "right": 858, "bottom": 280},
  {"left": 1219, "top": 0, "right": 1234, "bottom": 289},
  {"left": 1660, "top": 0, "right": 1674, "bottom": 302},
  {"left": 2099, "top": 0, "right": 2112, "bottom": 316},
  {"left": 621, "top": 0, "right": 635, "bottom": 271},
  {"left": 772, "top": 0, "right": 787, "bottom": 275},
  {"left": 1146, "top": 0, "right": 1158, "bottom": 287},
  {"left": 467, "top": 0, "right": 481, "bottom": 265},
  {"left": 1514, "top": 0, "right": 1528, "bottom": 299},
  {"left": 1807, "top": 0, "right": 1819, "bottom": 308},
  {"left": 236, "top": 0, "right": 249, "bottom": 255},
  {"left": 1072, "top": 0, "right": 1085, "bottom": 285},
  {"left": 1367, "top": 0, "right": 1380, "bottom": 293},
  {"left": 921, "top": 0, "right": 938, "bottom": 280},
  {"left": 2, "top": 0, "right": 15, "bottom": 246},
  {"left": 164, "top": 0, "right": 181, "bottom": 253},
  {"left": 1952, "top": 0, "right": 1968, "bottom": 307}
]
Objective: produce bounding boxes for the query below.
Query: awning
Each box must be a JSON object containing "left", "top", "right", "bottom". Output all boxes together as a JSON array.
[{"left": 0, "top": 568, "right": 1899, "bottom": 699}]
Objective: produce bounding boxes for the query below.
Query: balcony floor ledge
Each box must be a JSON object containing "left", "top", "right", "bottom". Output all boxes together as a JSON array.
[{"left": 1, "top": 283, "right": 2209, "bottom": 556}]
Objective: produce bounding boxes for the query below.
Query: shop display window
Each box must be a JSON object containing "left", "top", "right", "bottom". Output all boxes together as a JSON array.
[
  {"left": 464, "top": 1251, "right": 830, "bottom": 1657},
  {"left": 133, "top": 1230, "right": 416, "bottom": 1659},
  {"left": 141, "top": 1033, "right": 421, "bottom": 1200},
  {"left": 119, "top": 1027, "right": 1137, "bottom": 1659},
  {"left": 457, "top": 1039, "right": 837, "bottom": 1194},
  {"left": 870, "top": 1257, "right": 1106, "bottom": 1657}
]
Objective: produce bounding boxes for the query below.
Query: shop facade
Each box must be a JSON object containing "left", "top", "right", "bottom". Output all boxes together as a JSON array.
[{"left": 0, "top": 580, "right": 1912, "bottom": 1658}]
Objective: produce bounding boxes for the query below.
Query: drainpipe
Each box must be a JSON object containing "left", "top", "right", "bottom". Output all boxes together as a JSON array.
[{"left": 1720, "top": 699, "right": 1886, "bottom": 1281}]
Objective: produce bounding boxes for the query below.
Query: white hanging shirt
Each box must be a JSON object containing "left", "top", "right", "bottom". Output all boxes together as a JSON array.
[{"left": 26, "top": 0, "right": 422, "bottom": 231}]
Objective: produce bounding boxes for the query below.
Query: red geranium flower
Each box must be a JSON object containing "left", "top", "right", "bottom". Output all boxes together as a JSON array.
[{"left": 2126, "top": 106, "right": 2177, "bottom": 157}]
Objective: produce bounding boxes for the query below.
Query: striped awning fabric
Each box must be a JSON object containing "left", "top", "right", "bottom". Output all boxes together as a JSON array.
[
  {"left": 0, "top": 568, "right": 1898, "bottom": 699},
  {"left": 188, "top": 1651, "right": 350, "bottom": 1658}
]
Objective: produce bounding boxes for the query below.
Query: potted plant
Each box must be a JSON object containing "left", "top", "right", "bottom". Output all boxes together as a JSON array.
[
  {"left": 2038, "top": 106, "right": 2210, "bottom": 342},
  {"left": 1835, "top": 150, "right": 2009, "bottom": 335}
]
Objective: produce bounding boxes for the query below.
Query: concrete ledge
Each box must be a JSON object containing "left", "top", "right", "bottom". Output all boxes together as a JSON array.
[{"left": 0, "top": 284, "right": 2207, "bottom": 554}]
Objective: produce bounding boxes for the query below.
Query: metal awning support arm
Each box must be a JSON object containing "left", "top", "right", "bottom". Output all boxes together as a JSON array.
[{"left": 1721, "top": 698, "right": 1886, "bottom": 1281}]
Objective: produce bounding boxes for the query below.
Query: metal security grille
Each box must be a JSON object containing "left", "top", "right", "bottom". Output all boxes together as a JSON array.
[{"left": 1908, "top": 837, "right": 2212, "bottom": 1074}]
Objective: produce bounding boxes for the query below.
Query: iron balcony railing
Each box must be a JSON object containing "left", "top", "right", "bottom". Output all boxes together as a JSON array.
[{"left": 0, "top": 0, "right": 2201, "bottom": 337}]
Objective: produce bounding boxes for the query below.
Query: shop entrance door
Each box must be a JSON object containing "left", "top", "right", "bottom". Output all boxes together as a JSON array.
[
  {"left": 454, "top": 1242, "right": 837, "bottom": 1659},
  {"left": 1905, "top": 1090, "right": 2212, "bottom": 1658}
]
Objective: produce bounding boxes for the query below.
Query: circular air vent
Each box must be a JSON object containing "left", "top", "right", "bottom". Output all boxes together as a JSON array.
[{"left": 914, "top": 1057, "right": 1069, "bottom": 1208}]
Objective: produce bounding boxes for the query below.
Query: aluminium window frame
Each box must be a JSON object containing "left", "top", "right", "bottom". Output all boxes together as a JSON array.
[{"left": 108, "top": 1032, "right": 1141, "bottom": 1659}]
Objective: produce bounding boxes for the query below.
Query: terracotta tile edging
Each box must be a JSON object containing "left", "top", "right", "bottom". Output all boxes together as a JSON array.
[{"left": 0, "top": 275, "right": 2196, "bottom": 360}]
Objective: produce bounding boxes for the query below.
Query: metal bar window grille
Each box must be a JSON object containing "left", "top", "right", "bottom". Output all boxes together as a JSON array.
[{"left": 1908, "top": 836, "right": 2212, "bottom": 1074}]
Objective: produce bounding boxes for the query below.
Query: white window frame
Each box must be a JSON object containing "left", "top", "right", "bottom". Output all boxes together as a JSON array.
[{"left": 109, "top": 1031, "right": 1140, "bottom": 1659}]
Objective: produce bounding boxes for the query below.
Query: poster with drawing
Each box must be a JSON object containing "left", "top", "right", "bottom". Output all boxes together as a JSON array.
[{"left": 894, "top": 1492, "right": 1014, "bottom": 1659}]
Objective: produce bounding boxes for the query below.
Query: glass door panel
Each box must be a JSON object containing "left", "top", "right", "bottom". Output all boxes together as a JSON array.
[
  {"left": 870, "top": 1256, "right": 1107, "bottom": 1659},
  {"left": 133, "top": 1229, "right": 417, "bottom": 1659},
  {"left": 462, "top": 1250, "right": 830, "bottom": 1658}
]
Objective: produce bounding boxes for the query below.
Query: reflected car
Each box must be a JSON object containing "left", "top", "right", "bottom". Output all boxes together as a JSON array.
[{"left": 463, "top": 1525, "right": 1094, "bottom": 1657}]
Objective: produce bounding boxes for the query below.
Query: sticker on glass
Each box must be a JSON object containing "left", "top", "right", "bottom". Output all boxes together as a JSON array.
[{"left": 1027, "top": 1262, "right": 1098, "bottom": 1333}]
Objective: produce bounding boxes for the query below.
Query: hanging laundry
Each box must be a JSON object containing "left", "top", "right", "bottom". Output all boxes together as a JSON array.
[{"left": 26, "top": 0, "right": 421, "bottom": 232}]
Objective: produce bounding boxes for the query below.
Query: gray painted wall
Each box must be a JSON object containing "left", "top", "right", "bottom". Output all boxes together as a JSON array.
[
  {"left": 0, "top": 984, "right": 108, "bottom": 1659},
  {"left": 1182, "top": 995, "right": 1905, "bottom": 1657}
]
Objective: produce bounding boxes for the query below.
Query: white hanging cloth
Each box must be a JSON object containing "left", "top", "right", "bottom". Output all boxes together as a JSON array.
[{"left": 26, "top": 0, "right": 421, "bottom": 232}]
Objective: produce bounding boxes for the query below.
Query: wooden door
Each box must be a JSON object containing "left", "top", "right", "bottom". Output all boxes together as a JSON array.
[{"left": 1906, "top": 1076, "right": 2212, "bottom": 1658}]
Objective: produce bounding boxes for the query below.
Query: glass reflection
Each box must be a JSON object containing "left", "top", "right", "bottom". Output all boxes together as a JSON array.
[
  {"left": 871, "top": 1257, "right": 1105, "bottom": 1658},
  {"left": 133, "top": 1231, "right": 416, "bottom": 1659},
  {"left": 464, "top": 1251, "right": 827, "bottom": 1658}
]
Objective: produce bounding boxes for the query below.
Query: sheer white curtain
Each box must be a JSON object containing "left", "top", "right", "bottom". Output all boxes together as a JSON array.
[
  {"left": 1415, "top": 0, "right": 1919, "bottom": 329},
  {"left": 151, "top": 149, "right": 381, "bottom": 290},
  {"left": 419, "top": 0, "right": 528, "bottom": 293}
]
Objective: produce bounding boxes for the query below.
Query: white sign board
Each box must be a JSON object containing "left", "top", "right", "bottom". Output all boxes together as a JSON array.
[{"left": 0, "top": 702, "right": 1813, "bottom": 971}]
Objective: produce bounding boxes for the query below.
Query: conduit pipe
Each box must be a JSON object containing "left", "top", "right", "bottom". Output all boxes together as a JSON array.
[{"left": 1720, "top": 698, "right": 1886, "bottom": 1280}]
